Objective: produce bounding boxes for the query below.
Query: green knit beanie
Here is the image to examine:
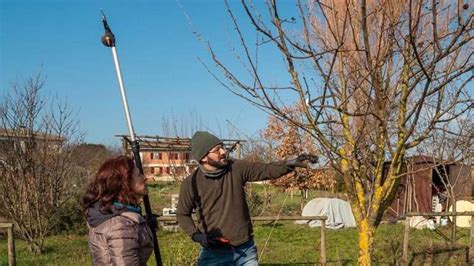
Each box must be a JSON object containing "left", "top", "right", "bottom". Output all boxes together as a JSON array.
[{"left": 191, "top": 131, "right": 223, "bottom": 161}]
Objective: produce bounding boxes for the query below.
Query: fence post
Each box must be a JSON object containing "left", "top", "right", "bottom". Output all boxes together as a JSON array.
[
  {"left": 6, "top": 223, "right": 16, "bottom": 266},
  {"left": 402, "top": 217, "right": 410, "bottom": 265},
  {"left": 235, "top": 142, "right": 241, "bottom": 159},
  {"left": 470, "top": 215, "right": 474, "bottom": 264},
  {"left": 320, "top": 219, "right": 326, "bottom": 265}
]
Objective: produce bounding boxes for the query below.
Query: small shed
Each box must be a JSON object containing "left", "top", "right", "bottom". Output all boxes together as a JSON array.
[{"left": 386, "top": 155, "right": 471, "bottom": 219}]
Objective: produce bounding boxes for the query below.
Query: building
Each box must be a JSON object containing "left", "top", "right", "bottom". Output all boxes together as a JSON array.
[
  {"left": 386, "top": 155, "right": 472, "bottom": 219},
  {"left": 0, "top": 127, "right": 64, "bottom": 163},
  {"left": 118, "top": 135, "right": 243, "bottom": 181}
]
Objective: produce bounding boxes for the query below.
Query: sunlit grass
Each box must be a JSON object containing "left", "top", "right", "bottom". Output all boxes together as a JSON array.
[{"left": 0, "top": 182, "right": 470, "bottom": 265}]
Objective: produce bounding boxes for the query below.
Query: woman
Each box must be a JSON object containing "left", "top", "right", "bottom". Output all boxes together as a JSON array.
[{"left": 83, "top": 155, "right": 153, "bottom": 265}]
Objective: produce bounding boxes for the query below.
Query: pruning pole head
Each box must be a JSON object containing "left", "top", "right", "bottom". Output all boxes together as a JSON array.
[{"left": 101, "top": 10, "right": 116, "bottom": 47}]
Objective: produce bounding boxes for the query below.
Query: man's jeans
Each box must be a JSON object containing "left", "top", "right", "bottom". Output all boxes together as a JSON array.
[{"left": 197, "top": 239, "right": 258, "bottom": 266}]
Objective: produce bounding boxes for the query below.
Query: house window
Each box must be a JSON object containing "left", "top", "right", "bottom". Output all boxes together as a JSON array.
[
  {"left": 158, "top": 152, "right": 162, "bottom": 160},
  {"left": 150, "top": 167, "right": 155, "bottom": 174},
  {"left": 150, "top": 153, "right": 163, "bottom": 160}
]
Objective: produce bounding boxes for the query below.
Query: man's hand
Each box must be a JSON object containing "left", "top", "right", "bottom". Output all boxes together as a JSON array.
[
  {"left": 192, "top": 233, "right": 211, "bottom": 248},
  {"left": 192, "top": 233, "right": 230, "bottom": 248},
  {"left": 286, "top": 154, "right": 319, "bottom": 168},
  {"left": 192, "top": 233, "right": 218, "bottom": 248}
]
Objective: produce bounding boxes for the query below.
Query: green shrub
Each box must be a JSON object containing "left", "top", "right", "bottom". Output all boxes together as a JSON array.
[
  {"left": 247, "top": 189, "right": 265, "bottom": 216},
  {"left": 50, "top": 194, "right": 88, "bottom": 235},
  {"left": 246, "top": 184, "right": 274, "bottom": 216}
]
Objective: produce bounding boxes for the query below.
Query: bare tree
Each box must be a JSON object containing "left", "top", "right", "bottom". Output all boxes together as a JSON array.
[
  {"left": 0, "top": 73, "right": 82, "bottom": 254},
  {"left": 161, "top": 111, "right": 205, "bottom": 138},
  {"left": 239, "top": 136, "right": 274, "bottom": 163},
  {"left": 201, "top": 0, "right": 472, "bottom": 263},
  {"left": 159, "top": 111, "right": 205, "bottom": 182}
]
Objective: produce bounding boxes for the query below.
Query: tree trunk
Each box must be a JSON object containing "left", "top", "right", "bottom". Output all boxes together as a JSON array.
[
  {"left": 27, "top": 239, "right": 43, "bottom": 255},
  {"left": 300, "top": 189, "right": 308, "bottom": 212},
  {"left": 357, "top": 219, "right": 375, "bottom": 265},
  {"left": 451, "top": 193, "right": 456, "bottom": 245}
]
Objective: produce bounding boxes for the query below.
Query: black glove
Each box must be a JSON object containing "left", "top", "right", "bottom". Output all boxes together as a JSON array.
[
  {"left": 192, "top": 232, "right": 231, "bottom": 248},
  {"left": 286, "top": 154, "right": 319, "bottom": 168},
  {"left": 192, "top": 233, "right": 218, "bottom": 248}
]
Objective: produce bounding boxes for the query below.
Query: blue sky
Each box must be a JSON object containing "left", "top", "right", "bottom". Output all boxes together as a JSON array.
[{"left": 1, "top": 0, "right": 296, "bottom": 145}]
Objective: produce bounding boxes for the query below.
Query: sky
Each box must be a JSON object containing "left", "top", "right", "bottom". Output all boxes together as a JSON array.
[{"left": 1, "top": 0, "right": 296, "bottom": 145}]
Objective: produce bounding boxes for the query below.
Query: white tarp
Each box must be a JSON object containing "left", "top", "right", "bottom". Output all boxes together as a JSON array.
[
  {"left": 409, "top": 216, "right": 435, "bottom": 229},
  {"left": 296, "top": 198, "right": 356, "bottom": 229}
]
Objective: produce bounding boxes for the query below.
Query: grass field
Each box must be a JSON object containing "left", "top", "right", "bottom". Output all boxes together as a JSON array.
[
  {"left": 1, "top": 223, "right": 470, "bottom": 265},
  {"left": 0, "top": 182, "right": 471, "bottom": 265}
]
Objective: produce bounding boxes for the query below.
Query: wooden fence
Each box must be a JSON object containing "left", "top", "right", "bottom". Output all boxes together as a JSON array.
[
  {"left": 0, "top": 222, "right": 15, "bottom": 266},
  {"left": 9, "top": 212, "right": 472, "bottom": 264},
  {"left": 401, "top": 211, "right": 474, "bottom": 265},
  {"left": 1, "top": 215, "right": 327, "bottom": 265},
  {"left": 158, "top": 215, "right": 328, "bottom": 265}
]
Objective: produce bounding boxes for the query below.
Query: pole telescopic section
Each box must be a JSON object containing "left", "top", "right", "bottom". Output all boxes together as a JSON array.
[{"left": 100, "top": 11, "right": 162, "bottom": 266}]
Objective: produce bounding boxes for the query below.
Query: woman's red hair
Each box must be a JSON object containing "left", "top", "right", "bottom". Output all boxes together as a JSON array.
[{"left": 83, "top": 155, "right": 139, "bottom": 213}]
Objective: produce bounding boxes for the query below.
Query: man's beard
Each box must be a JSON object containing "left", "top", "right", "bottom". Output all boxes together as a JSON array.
[{"left": 207, "top": 155, "right": 229, "bottom": 169}]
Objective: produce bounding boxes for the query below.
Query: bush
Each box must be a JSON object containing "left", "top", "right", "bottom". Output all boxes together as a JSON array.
[
  {"left": 49, "top": 194, "right": 88, "bottom": 235},
  {"left": 246, "top": 184, "right": 274, "bottom": 216},
  {"left": 247, "top": 190, "right": 264, "bottom": 216}
]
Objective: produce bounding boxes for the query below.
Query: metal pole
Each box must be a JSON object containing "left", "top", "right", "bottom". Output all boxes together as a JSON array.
[
  {"left": 110, "top": 47, "right": 135, "bottom": 141},
  {"left": 100, "top": 11, "right": 162, "bottom": 266}
]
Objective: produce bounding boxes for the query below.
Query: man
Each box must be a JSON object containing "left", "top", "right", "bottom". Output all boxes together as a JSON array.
[{"left": 177, "top": 131, "right": 317, "bottom": 265}]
